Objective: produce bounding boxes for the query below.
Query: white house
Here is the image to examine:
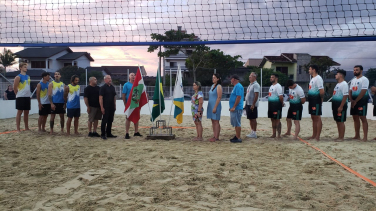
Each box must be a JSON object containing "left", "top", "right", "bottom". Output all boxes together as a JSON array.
[
  {"left": 163, "top": 26, "right": 200, "bottom": 79},
  {"left": 14, "top": 47, "right": 94, "bottom": 72}
]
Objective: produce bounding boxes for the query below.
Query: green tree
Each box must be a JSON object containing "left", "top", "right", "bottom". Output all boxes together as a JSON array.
[
  {"left": 147, "top": 29, "right": 198, "bottom": 83},
  {"left": 365, "top": 68, "right": 376, "bottom": 87},
  {"left": 0, "top": 48, "right": 17, "bottom": 73},
  {"left": 186, "top": 49, "right": 243, "bottom": 86},
  {"left": 57, "top": 66, "right": 103, "bottom": 85},
  {"left": 303, "top": 57, "right": 337, "bottom": 76},
  {"left": 184, "top": 44, "right": 210, "bottom": 82}
]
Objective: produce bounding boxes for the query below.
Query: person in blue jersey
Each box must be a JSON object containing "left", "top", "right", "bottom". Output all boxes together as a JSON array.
[
  {"left": 349, "top": 65, "right": 369, "bottom": 142},
  {"left": 36, "top": 72, "right": 51, "bottom": 132},
  {"left": 229, "top": 75, "right": 244, "bottom": 143},
  {"left": 268, "top": 74, "right": 284, "bottom": 139},
  {"left": 284, "top": 80, "right": 305, "bottom": 140},
  {"left": 13, "top": 63, "right": 31, "bottom": 132},
  {"left": 245, "top": 72, "right": 260, "bottom": 139},
  {"left": 48, "top": 71, "right": 66, "bottom": 134},
  {"left": 307, "top": 64, "right": 324, "bottom": 141},
  {"left": 207, "top": 73, "right": 222, "bottom": 142},
  {"left": 332, "top": 70, "right": 349, "bottom": 142},
  {"left": 122, "top": 72, "right": 142, "bottom": 139},
  {"left": 64, "top": 75, "right": 81, "bottom": 136}
]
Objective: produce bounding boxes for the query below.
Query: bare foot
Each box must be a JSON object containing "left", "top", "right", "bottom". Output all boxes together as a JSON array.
[
  {"left": 66, "top": 132, "right": 70, "bottom": 136},
  {"left": 16, "top": 130, "right": 21, "bottom": 133},
  {"left": 315, "top": 138, "right": 320, "bottom": 141},
  {"left": 359, "top": 138, "right": 367, "bottom": 142},
  {"left": 292, "top": 136, "right": 298, "bottom": 140},
  {"left": 334, "top": 138, "right": 344, "bottom": 142},
  {"left": 307, "top": 136, "right": 315, "bottom": 140},
  {"left": 352, "top": 136, "right": 361, "bottom": 140},
  {"left": 283, "top": 132, "right": 291, "bottom": 136},
  {"left": 196, "top": 137, "right": 203, "bottom": 141},
  {"left": 192, "top": 137, "right": 199, "bottom": 141},
  {"left": 269, "top": 135, "right": 276, "bottom": 138},
  {"left": 25, "top": 128, "right": 30, "bottom": 131},
  {"left": 276, "top": 136, "right": 282, "bottom": 140},
  {"left": 42, "top": 129, "right": 47, "bottom": 132},
  {"left": 75, "top": 132, "right": 80, "bottom": 136}
]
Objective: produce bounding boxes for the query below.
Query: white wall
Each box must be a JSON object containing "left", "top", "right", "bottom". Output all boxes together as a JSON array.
[
  {"left": 1, "top": 99, "right": 375, "bottom": 121},
  {"left": 76, "top": 55, "right": 91, "bottom": 69},
  {"left": 44, "top": 50, "right": 70, "bottom": 72}
]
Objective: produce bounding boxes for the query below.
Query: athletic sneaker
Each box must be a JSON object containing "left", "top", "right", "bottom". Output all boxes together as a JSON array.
[
  {"left": 101, "top": 136, "right": 107, "bottom": 140},
  {"left": 107, "top": 134, "right": 117, "bottom": 138},
  {"left": 230, "top": 135, "right": 237, "bottom": 141},
  {"left": 246, "top": 132, "right": 253, "bottom": 138},
  {"left": 134, "top": 132, "right": 142, "bottom": 137},
  {"left": 249, "top": 133, "right": 257, "bottom": 138},
  {"left": 125, "top": 133, "right": 130, "bottom": 139},
  {"left": 88, "top": 132, "right": 93, "bottom": 137},
  {"left": 230, "top": 137, "right": 242, "bottom": 143},
  {"left": 92, "top": 132, "right": 100, "bottom": 137}
]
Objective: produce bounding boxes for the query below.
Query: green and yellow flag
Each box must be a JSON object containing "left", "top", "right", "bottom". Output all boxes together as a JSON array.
[{"left": 151, "top": 70, "right": 165, "bottom": 121}]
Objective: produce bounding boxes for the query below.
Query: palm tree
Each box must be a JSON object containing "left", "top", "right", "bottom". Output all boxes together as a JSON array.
[{"left": 0, "top": 48, "right": 18, "bottom": 74}]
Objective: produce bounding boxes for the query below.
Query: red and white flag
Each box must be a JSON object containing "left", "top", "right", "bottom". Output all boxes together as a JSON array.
[{"left": 124, "top": 67, "right": 148, "bottom": 124}]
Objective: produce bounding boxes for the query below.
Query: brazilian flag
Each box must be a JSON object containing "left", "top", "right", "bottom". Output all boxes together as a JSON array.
[{"left": 151, "top": 70, "right": 165, "bottom": 121}]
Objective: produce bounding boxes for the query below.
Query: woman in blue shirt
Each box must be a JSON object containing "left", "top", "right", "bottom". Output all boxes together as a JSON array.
[{"left": 207, "top": 73, "right": 222, "bottom": 142}]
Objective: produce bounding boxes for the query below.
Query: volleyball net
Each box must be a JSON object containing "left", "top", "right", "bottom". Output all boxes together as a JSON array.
[{"left": 0, "top": 0, "right": 376, "bottom": 47}]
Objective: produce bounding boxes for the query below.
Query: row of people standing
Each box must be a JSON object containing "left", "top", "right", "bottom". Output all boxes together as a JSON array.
[
  {"left": 191, "top": 64, "right": 375, "bottom": 143},
  {"left": 13, "top": 63, "right": 118, "bottom": 139}
]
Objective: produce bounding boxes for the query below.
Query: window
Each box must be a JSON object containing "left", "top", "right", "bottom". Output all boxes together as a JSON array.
[
  {"left": 31, "top": 61, "right": 46, "bottom": 68},
  {"left": 276, "top": 66, "right": 288, "bottom": 76},
  {"left": 170, "top": 62, "right": 177, "bottom": 67}
]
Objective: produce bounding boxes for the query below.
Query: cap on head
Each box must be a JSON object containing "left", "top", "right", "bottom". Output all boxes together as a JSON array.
[{"left": 231, "top": 74, "right": 240, "bottom": 80}]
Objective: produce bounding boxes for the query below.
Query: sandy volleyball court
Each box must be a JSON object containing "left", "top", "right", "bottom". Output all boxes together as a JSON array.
[{"left": 1, "top": 114, "right": 376, "bottom": 210}]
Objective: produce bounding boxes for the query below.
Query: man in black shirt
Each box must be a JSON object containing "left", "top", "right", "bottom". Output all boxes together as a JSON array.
[
  {"left": 84, "top": 77, "right": 101, "bottom": 137},
  {"left": 99, "top": 75, "right": 117, "bottom": 139}
]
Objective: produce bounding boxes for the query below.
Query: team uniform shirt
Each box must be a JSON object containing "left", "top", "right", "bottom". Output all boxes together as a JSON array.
[
  {"left": 332, "top": 81, "right": 349, "bottom": 110},
  {"left": 350, "top": 76, "right": 369, "bottom": 105},
  {"left": 16, "top": 74, "right": 31, "bottom": 98},
  {"left": 67, "top": 84, "right": 80, "bottom": 109},
  {"left": 332, "top": 81, "right": 349, "bottom": 122},
  {"left": 268, "top": 83, "right": 283, "bottom": 109},
  {"left": 122, "top": 82, "right": 133, "bottom": 102},
  {"left": 289, "top": 84, "right": 305, "bottom": 110},
  {"left": 268, "top": 83, "right": 283, "bottom": 119},
  {"left": 245, "top": 81, "right": 260, "bottom": 107},
  {"left": 52, "top": 81, "right": 65, "bottom": 104},
  {"left": 308, "top": 75, "right": 324, "bottom": 103},
  {"left": 39, "top": 81, "right": 50, "bottom": 104}
]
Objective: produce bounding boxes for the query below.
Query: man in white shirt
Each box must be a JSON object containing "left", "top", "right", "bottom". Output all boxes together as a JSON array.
[
  {"left": 268, "top": 74, "right": 284, "bottom": 139},
  {"left": 307, "top": 65, "right": 324, "bottom": 141},
  {"left": 349, "top": 65, "right": 369, "bottom": 142},
  {"left": 245, "top": 72, "right": 260, "bottom": 138},
  {"left": 331, "top": 70, "right": 349, "bottom": 142},
  {"left": 284, "top": 80, "right": 305, "bottom": 140}
]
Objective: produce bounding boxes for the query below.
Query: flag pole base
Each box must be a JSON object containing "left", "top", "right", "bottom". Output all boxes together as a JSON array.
[{"left": 146, "top": 120, "right": 175, "bottom": 140}]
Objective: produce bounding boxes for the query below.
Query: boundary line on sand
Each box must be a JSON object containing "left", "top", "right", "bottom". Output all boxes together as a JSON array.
[{"left": 296, "top": 135, "right": 376, "bottom": 187}]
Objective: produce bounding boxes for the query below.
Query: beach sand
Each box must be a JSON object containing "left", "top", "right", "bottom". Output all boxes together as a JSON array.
[{"left": 1, "top": 114, "right": 376, "bottom": 210}]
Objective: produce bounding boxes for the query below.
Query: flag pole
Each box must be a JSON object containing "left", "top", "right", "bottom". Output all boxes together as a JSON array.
[
  {"left": 167, "top": 66, "right": 179, "bottom": 127},
  {"left": 138, "top": 64, "right": 154, "bottom": 128},
  {"left": 158, "top": 60, "right": 162, "bottom": 124}
]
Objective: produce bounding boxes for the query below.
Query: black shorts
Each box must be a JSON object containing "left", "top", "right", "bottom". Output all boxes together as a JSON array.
[
  {"left": 67, "top": 108, "right": 81, "bottom": 118},
  {"left": 287, "top": 106, "right": 303, "bottom": 121},
  {"left": 333, "top": 107, "right": 347, "bottom": 122},
  {"left": 51, "top": 103, "right": 66, "bottom": 114},
  {"left": 350, "top": 102, "right": 368, "bottom": 116},
  {"left": 16, "top": 97, "right": 31, "bottom": 110},
  {"left": 268, "top": 102, "right": 282, "bottom": 119},
  {"left": 373, "top": 105, "right": 376, "bottom": 116},
  {"left": 246, "top": 105, "right": 258, "bottom": 120},
  {"left": 308, "top": 101, "right": 322, "bottom": 116},
  {"left": 39, "top": 104, "right": 51, "bottom": 116}
]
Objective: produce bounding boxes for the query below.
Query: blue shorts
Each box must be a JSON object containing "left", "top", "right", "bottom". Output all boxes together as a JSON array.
[{"left": 230, "top": 110, "right": 242, "bottom": 127}]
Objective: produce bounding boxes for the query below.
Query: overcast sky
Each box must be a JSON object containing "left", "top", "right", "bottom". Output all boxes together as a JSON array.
[{"left": 1, "top": 0, "right": 376, "bottom": 75}]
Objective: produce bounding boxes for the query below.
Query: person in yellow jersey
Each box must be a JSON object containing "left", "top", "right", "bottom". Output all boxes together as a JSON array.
[
  {"left": 36, "top": 72, "right": 51, "bottom": 132},
  {"left": 48, "top": 71, "right": 66, "bottom": 134},
  {"left": 13, "top": 63, "right": 31, "bottom": 132},
  {"left": 64, "top": 75, "right": 81, "bottom": 135}
]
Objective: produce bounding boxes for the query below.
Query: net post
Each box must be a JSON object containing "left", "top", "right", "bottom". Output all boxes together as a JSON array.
[{"left": 260, "top": 68, "right": 263, "bottom": 98}]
